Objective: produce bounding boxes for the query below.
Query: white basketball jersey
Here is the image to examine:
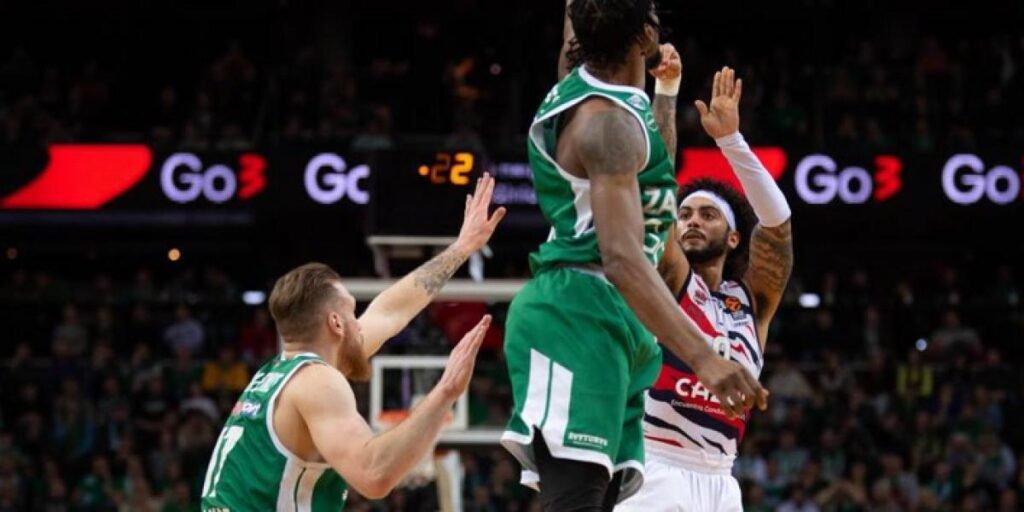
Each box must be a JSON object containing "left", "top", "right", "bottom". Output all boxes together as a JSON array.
[{"left": 643, "top": 270, "right": 763, "bottom": 472}]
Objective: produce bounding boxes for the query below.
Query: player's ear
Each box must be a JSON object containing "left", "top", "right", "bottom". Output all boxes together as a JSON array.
[
  {"left": 728, "top": 231, "right": 741, "bottom": 250},
  {"left": 327, "top": 311, "right": 344, "bottom": 336}
]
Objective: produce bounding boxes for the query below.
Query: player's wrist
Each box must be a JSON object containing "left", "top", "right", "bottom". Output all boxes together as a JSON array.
[
  {"left": 714, "top": 131, "right": 744, "bottom": 147},
  {"left": 449, "top": 239, "right": 475, "bottom": 261},
  {"left": 689, "top": 347, "right": 719, "bottom": 373},
  {"left": 655, "top": 75, "right": 681, "bottom": 96}
]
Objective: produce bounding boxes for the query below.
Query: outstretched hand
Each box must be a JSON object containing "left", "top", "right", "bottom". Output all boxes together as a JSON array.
[
  {"left": 455, "top": 173, "right": 507, "bottom": 254},
  {"left": 694, "top": 66, "right": 742, "bottom": 139},
  {"left": 437, "top": 315, "right": 491, "bottom": 399}
]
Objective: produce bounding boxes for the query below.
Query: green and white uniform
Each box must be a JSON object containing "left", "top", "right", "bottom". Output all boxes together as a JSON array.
[
  {"left": 501, "top": 66, "right": 678, "bottom": 501},
  {"left": 201, "top": 353, "right": 348, "bottom": 511}
]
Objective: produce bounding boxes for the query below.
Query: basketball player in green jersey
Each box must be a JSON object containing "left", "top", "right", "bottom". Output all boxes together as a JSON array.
[
  {"left": 501, "top": 1, "right": 767, "bottom": 510},
  {"left": 201, "top": 175, "right": 505, "bottom": 511}
]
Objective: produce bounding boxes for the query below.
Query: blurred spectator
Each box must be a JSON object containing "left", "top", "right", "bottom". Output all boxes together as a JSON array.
[
  {"left": 930, "top": 309, "right": 981, "bottom": 356},
  {"left": 896, "top": 349, "right": 934, "bottom": 401},
  {"left": 767, "top": 359, "right": 813, "bottom": 402},
  {"left": 237, "top": 309, "right": 277, "bottom": 365},
  {"left": 201, "top": 346, "right": 249, "bottom": 393},
  {"left": 163, "top": 305, "right": 205, "bottom": 356},
  {"left": 52, "top": 304, "right": 87, "bottom": 358}
]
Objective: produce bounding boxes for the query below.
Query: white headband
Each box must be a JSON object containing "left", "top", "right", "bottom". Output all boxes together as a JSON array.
[{"left": 682, "top": 190, "right": 737, "bottom": 230}]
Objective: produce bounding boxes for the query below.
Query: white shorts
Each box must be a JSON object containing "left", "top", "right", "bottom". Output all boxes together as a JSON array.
[{"left": 614, "top": 455, "right": 742, "bottom": 512}]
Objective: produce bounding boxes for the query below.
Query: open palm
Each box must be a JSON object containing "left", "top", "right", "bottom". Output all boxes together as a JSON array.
[{"left": 695, "top": 66, "right": 742, "bottom": 139}]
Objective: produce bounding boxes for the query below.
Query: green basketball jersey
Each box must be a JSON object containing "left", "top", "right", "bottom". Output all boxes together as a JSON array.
[
  {"left": 201, "top": 352, "right": 348, "bottom": 512},
  {"left": 527, "top": 66, "right": 678, "bottom": 274}
]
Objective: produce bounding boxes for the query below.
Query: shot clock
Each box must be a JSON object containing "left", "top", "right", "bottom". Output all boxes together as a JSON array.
[{"left": 367, "top": 149, "right": 482, "bottom": 237}]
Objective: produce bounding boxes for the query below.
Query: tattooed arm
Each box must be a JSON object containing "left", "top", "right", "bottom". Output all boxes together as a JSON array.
[
  {"left": 654, "top": 94, "right": 677, "bottom": 163},
  {"left": 744, "top": 220, "right": 793, "bottom": 350},
  {"left": 358, "top": 174, "right": 505, "bottom": 357},
  {"left": 649, "top": 44, "right": 681, "bottom": 162},
  {"left": 696, "top": 66, "right": 794, "bottom": 349}
]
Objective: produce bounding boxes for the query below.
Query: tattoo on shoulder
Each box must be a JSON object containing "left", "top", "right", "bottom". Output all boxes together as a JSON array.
[
  {"left": 577, "top": 108, "right": 646, "bottom": 176},
  {"left": 414, "top": 249, "right": 464, "bottom": 295},
  {"left": 747, "top": 220, "right": 793, "bottom": 306}
]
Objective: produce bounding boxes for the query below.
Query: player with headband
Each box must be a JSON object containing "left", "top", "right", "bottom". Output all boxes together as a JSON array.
[{"left": 617, "top": 66, "right": 794, "bottom": 511}]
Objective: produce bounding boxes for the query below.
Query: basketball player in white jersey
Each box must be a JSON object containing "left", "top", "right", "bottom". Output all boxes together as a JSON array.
[{"left": 616, "top": 67, "right": 794, "bottom": 511}]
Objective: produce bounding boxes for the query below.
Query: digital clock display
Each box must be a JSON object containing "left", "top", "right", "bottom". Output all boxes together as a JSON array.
[
  {"left": 367, "top": 149, "right": 483, "bottom": 237},
  {"left": 416, "top": 152, "right": 475, "bottom": 185}
]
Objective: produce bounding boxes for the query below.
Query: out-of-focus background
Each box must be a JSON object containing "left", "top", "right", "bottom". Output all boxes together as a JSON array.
[{"left": 1, "top": 0, "right": 1023, "bottom": 510}]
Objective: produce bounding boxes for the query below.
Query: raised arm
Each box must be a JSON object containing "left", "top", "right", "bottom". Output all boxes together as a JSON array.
[
  {"left": 576, "top": 101, "right": 765, "bottom": 417},
  {"left": 558, "top": 0, "right": 575, "bottom": 79},
  {"left": 292, "top": 316, "right": 490, "bottom": 499},
  {"left": 649, "top": 43, "right": 681, "bottom": 163},
  {"left": 696, "top": 67, "right": 793, "bottom": 347},
  {"left": 358, "top": 175, "right": 505, "bottom": 357},
  {"left": 657, "top": 222, "right": 690, "bottom": 295}
]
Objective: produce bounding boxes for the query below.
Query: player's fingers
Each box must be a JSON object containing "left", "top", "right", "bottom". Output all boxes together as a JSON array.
[
  {"left": 712, "top": 71, "right": 721, "bottom": 97},
  {"left": 465, "top": 194, "right": 472, "bottom": 217},
  {"left": 694, "top": 100, "right": 709, "bottom": 117},
  {"left": 463, "top": 315, "right": 491, "bottom": 358},
  {"left": 724, "top": 67, "right": 734, "bottom": 97},
  {"left": 757, "top": 388, "right": 769, "bottom": 411},
  {"left": 488, "top": 207, "right": 507, "bottom": 229},
  {"left": 734, "top": 78, "right": 743, "bottom": 102},
  {"left": 722, "top": 390, "right": 742, "bottom": 418},
  {"left": 470, "top": 176, "right": 485, "bottom": 211},
  {"left": 482, "top": 172, "right": 495, "bottom": 204}
]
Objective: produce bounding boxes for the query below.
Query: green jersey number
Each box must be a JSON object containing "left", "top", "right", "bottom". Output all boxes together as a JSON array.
[{"left": 202, "top": 426, "right": 245, "bottom": 498}]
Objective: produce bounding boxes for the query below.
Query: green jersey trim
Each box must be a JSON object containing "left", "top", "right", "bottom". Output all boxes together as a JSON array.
[{"left": 577, "top": 66, "right": 650, "bottom": 103}]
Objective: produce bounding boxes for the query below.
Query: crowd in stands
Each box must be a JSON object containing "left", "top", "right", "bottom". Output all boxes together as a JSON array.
[
  {"left": 0, "top": 258, "right": 1020, "bottom": 510},
  {"left": 2, "top": 3, "right": 1022, "bottom": 153}
]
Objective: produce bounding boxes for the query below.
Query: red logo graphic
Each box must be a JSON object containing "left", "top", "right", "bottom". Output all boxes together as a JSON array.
[
  {"left": 873, "top": 155, "right": 903, "bottom": 201},
  {"left": 1, "top": 144, "right": 152, "bottom": 209},
  {"left": 677, "top": 147, "right": 787, "bottom": 193}
]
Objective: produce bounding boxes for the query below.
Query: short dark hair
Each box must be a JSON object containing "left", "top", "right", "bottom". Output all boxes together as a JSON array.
[
  {"left": 566, "top": 0, "right": 658, "bottom": 69},
  {"left": 268, "top": 262, "right": 342, "bottom": 339},
  {"left": 678, "top": 178, "right": 756, "bottom": 282}
]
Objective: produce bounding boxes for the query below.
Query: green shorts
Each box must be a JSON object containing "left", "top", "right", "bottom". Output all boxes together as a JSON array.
[{"left": 500, "top": 266, "right": 662, "bottom": 501}]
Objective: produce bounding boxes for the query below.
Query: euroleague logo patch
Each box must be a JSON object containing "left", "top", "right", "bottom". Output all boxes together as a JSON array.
[{"left": 723, "top": 295, "right": 743, "bottom": 312}]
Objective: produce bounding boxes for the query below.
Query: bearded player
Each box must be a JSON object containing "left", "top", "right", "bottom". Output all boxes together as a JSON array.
[
  {"left": 616, "top": 67, "right": 794, "bottom": 511},
  {"left": 200, "top": 176, "right": 505, "bottom": 511},
  {"left": 501, "top": 2, "right": 767, "bottom": 510}
]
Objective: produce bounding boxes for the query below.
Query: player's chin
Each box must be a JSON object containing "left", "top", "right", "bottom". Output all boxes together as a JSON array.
[
  {"left": 345, "top": 359, "right": 372, "bottom": 381},
  {"left": 681, "top": 239, "right": 705, "bottom": 251}
]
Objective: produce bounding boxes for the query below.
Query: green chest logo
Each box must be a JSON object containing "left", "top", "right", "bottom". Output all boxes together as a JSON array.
[{"left": 640, "top": 187, "right": 677, "bottom": 260}]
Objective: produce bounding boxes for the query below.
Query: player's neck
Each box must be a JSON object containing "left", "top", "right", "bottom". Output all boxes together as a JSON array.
[
  {"left": 281, "top": 341, "right": 338, "bottom": 367},
  {"left": 584, "top": 58, "right": 645, "bottom": 91},
  {"left": 693, "top": 261, "right": 727, "bottom": 292}
]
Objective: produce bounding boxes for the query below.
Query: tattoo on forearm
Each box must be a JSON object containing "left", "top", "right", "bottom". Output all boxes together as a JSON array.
[
  {"left": 654, "top": 94, "right": 677, "bottom": 163},
  {"left": 413, "top": 248, "right": 465, "bottom": 295},
  {"left": 747, "top": 220, "right": 793, "bottom": 308}
]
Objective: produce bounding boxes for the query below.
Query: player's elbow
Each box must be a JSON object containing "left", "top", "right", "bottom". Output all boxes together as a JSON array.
[
  {"left": 351, "top": 472, "right": 396, "bottom": 500},
  {"left": 601, "top": 248, "right": 642, "bottom": 286}
]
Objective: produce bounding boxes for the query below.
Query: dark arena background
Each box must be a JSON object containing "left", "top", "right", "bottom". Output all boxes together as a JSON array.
[{"left": 2, "top": 0, "right": 1023, "bottom": 510}]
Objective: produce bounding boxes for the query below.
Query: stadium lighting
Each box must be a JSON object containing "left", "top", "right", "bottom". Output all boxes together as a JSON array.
[
  {"left": 916, "top": 338, "right": 928, "bottom": 351},
  {"left": 799, "top": 293, "right": 821, "bottom": 308},
  {"left": 167, "top": 248, "right": 181, "bottom": 262},
  {"left": 243, "top": 290, "right": 267, "bottom": 305}
]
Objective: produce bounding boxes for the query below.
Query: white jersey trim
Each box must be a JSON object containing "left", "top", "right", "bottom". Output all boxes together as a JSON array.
[{"left": 266, "top": 357, "right": 332, "bottom": 470}]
